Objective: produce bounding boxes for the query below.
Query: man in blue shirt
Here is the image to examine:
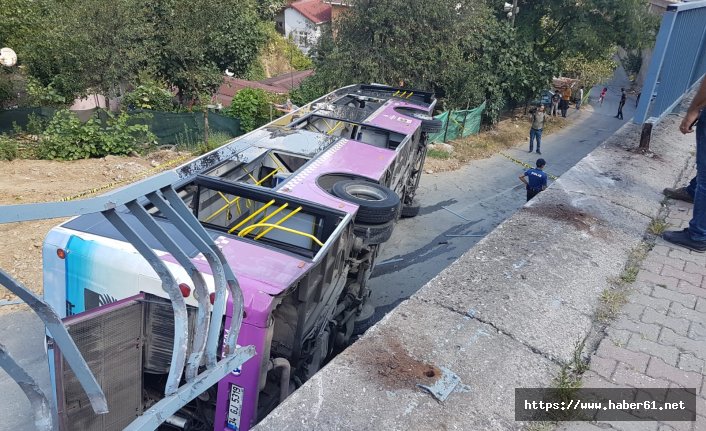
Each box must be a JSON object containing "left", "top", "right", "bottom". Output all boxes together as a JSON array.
[{"left": 520, "top": 158, "right": 548, "bottom": 201}]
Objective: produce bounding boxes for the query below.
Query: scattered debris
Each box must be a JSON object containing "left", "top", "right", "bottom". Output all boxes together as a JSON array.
[
  {"left": 441, "top": 206, "right": 472, "bottom": 221},
  {"left": 417, "top": 366, "right": 461, "bottom": 402}
]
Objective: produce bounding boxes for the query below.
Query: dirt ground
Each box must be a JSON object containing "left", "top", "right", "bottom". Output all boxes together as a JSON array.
[{"left": 0, "top": 151, "right": 190, "bottom": 308}]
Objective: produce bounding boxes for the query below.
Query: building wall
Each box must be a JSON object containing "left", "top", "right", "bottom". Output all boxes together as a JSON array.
[{"left": 284, "top": 8, "right": 321, "bottom": 55}]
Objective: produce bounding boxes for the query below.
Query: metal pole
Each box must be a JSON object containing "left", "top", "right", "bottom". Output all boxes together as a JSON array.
[{"left": 442, "top": 110, "right": 451, "bottom": 142}]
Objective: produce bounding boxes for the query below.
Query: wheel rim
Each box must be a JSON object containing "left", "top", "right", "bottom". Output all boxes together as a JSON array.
[{"left": 345, "top": 184, "right": 387, "bottom": 201}]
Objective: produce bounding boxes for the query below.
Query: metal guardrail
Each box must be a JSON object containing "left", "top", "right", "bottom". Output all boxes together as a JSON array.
[
  {"left": 634, "top": 0, "right": 706, "bottom": 128},
  {"left": 0, "top": 170, "right": 253, "bottom": 430}
]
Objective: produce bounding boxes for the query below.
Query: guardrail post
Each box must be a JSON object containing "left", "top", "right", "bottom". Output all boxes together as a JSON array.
[{"left": 639, "top": 119, "right": 655, "bottom": 152}]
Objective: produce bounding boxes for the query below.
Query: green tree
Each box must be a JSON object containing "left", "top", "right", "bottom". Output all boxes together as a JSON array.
[
  {"left": 223, "top": 88, "right": 274, "bottom": 133},
  {"left": 511, "top": 0, "right": 659, "bottom": 63},
  {"left": 305, "top": 0, "right": 554, "bottom": 121},
  {"left": 148, "top": 0, "right": 267, "bottom": 103}
]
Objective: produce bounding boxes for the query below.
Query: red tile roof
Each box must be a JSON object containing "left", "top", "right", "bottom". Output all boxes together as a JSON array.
[
  {"left": 260, "top": 69, "right": 315, "bottom": 91},
  {"left": 213, "top": 70, "right": 315, "bottom": 107},
  {"left": 290, "top": 0, "right": 332, "bottom": 24}
]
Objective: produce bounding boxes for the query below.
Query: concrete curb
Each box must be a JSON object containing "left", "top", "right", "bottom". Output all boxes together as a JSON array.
[{"left": 255, "top": 110, "right": 695, "bottom": 430}]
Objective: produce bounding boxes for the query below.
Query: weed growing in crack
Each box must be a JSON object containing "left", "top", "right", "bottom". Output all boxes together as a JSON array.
[
  {"left": 596, "top": 288, "right": 629, "bottom": 323},
  {"left": 648, "top": 217, "right": 669, "bottom": 235},
  {"left": 620, "top": 266, "right": 639, "bottom": 284},
  {"left": 570, "top": 338, "right": 589, "bottom": 374}
]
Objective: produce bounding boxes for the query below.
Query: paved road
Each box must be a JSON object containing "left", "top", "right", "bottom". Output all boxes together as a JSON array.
[{"left": 368, "top": 68, "right": 639, "bottom": 315}]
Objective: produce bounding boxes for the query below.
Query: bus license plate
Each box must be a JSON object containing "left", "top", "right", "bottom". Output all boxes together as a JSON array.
[{"left": 227, "top": 384, "right": 244, "bottom": 430}]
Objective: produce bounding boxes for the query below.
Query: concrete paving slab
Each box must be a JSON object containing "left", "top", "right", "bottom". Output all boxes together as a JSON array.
[
  {"left": 257, "top": 299, "right": 558, "bottom": 431},
  {"left": 0, "top": 309, "right": 51, "bottom": 431}
]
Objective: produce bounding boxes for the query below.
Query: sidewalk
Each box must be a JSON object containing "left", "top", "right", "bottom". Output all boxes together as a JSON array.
[{"left": 566, "top": 176, "right": 706, "bottom": 431}]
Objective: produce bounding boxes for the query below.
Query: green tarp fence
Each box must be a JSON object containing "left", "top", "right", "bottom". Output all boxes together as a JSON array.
[
  {"left": 0, "top": 108, "right": 241, "bottom": 149},
  {"left": 428, "top": 101, "right": 486, "bottom": 143},
  {"left": 128, "top": 110, "right": 241, "bottom": 149},
  {"left": 0, "top": 107, "right": 57, "bottom": 133}
]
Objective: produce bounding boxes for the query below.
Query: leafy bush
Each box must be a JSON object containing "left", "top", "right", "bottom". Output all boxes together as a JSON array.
[
  {"left": 40, "top": 110, "right": 155, "bottom": 160},
  {"left": 0, "top": 135, "right": 18, "bottom": 161},
  {"left": 26, "top": 113, "right": 47, "bottom": 135},
  {"left": 289, "top": 76, "right": 329, "bottom": 107},
  {"left": 26, "top": 77, "right": 68, "bottom": 107},
  {"left": 122, "top": 81, "right": 176, "bottom": 111},
  {"left": 223, "top": 88, "right": 274, "bottom": 133}
]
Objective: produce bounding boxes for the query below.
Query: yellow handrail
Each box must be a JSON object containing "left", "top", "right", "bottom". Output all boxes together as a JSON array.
[
  {"left": 257, "top": 168, "right": 279, "bottom": 186},
  {"left": 241, "top": 167, "right": 258, "bottom": 183},
  {"left": 250, "top": 202, "right": 289, "bottom": 235},
  {"left": 239, "top": 222, "right": 323, "bottom": 247},
  {"left": 267, "top": 152, "right": 285, "bottom": 172},
  {"left": 407, "top": 92, "right": 414, "bottom": 99},
  {"left": 327, "top": 121, "right": 343, "bottom": 135},
  {"left": 228, "top": 199, "right": 275, "bottom": 234},
  {"left": 204, "top": 192, "right": 242, "bottom": 223},
  {"left": 254, "top": 206, "right": 302, "bottom": 240}
]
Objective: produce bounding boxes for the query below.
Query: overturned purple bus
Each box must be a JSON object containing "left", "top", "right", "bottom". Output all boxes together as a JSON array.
[{"left": 42, "top": 84, "right": 440, "bottom": 430}]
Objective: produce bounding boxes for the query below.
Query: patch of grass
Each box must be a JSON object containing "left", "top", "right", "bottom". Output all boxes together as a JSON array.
[
  {"left": 0, "top": 134, "right": 19, "bottom": 160},
  {"left": 427, "top": 149, "right": 451, "bottom": 159},
  {"left": 620, "top": 266, "right": 639, "bottom": 284},
  {"left": 570, "top": 338, "right": 589, "bottom": 374},
  {"left": 596, "top": 288, "right": 630, "bottom": 323},
  {"left": 648, "top": 217, "right": 669, "bottom": 235},
  {"left": 449, "top": 115, "right": 571, "bottom": 164}
]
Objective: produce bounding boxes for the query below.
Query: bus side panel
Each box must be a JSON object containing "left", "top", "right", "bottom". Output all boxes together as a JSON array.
[{"left": 215, "top": 316, "right": 269, "bottom": 431}]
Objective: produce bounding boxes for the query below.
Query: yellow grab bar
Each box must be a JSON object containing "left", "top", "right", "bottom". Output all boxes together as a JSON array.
[
  {"left": 267, "top": 152, "right": 285, "bottom": 172},
  {"left": 327, "top": 121, "right": 343, "bottom": 135},
  {"left": 254, "top": 206, "right": 302, "bottom": 240},
  {"left": 407, "top": 92, "right": 413, "bottom": 99},
  {"left": 228, "top": 199, "right": 275, "bottom": 234},
  {"left": 241, "top": 167, "right": 258, "bottom": 183},
  {"left": 256, "top": 168, "right": 279, "bottom": 186},
  {"left": 251, "top": 203, "right": 289, "bottom": 235},
  {"left": 239, "top": 222, "right": 323, "bottom": 247},
  {"left": 204, "top": 192, "right": 242, "bottom": 223}
]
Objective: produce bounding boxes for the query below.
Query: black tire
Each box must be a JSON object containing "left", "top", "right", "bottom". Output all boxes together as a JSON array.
[
  {"left": 332, "top": 180, "right": 401, "bottom": 224},
  {"left": 400, "top": 202, "right": 420, "bottom": 218},
  {"left": 353, "top": 220, "right": 394, "bottom": 245}
]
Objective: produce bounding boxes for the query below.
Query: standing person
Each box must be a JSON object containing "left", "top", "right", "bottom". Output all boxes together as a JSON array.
[
  {"left": 599, "top": 87, "right": 607, "bottom": 106},
  {"left": 636, "top": 92, "right": 642, "bottom": 108},
  {"left": 576, "top": 86, "right": 584, "bottom": 110},
  {"left": 551, "top": 91, "right": 560, "bottom": 117},
  {"left": 528, "top": 105, "right": 546, "bottom": 154},
  {"left": 561, "top": 86, "right": 572, "bottom": 117},
  {"left": 662, "top": 78, "right": 706, "bottom": 251},
  {"left": 520, "top": 158, "right": 548, "bottom": 201},
  {"left": 615, "top": 88, "right": 626, "bottom": 120}
]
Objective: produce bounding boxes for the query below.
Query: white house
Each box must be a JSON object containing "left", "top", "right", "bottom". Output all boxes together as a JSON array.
[{"left": 284, "top": 0, "right": 332, "bottom": 55}]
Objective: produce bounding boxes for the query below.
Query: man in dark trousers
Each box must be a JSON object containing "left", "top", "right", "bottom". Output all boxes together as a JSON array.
[
  {"left": 520, "top": 158, "right": 548, "bottom": 201},
  {"left": 662, "top": 77, "right": 706, "bottom": 252},
  {"left": 615, "top": 88, "right": 627, "bottom": 120},
  {"left": 528, "top": 105, "right": 545, "bottom": 154}
]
